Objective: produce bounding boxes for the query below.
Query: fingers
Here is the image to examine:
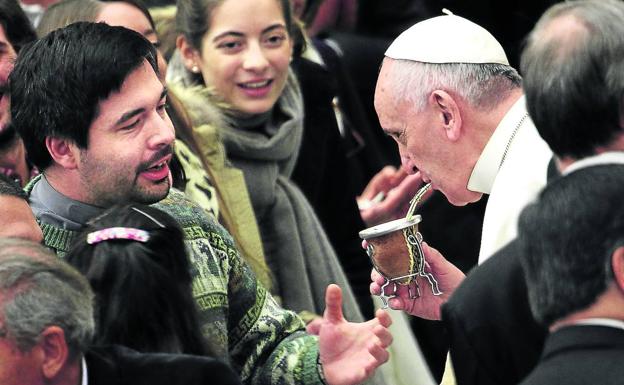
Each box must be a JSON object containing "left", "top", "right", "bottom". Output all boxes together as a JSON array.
[
  {"left": 359, "top": 165, "right": 398, "bottom": 200},
  {"left": 370, "top": 268, "right": 385, "bottom": 284},
  {"left": 370, "top": 281, "right": 381, "bottom": 296},
  {"left": 421, "top": 242, "right": 453, "bottom": 275},
  {"left": 323, "top": 284, "right": 344, "bottom": 323},
  {"left": 306, "top": 317, "right": 323, "bottom": 335},
  {"left": 369, "top": 269, "right": 387, "bottom": 295},
  {"left": 387, "top": 296, "right": 408, "bottom": 311},
  {"left": 393, "top": 172, "right": 424, "bottom": 197},
  {"left": 374, "top": 309, "right": 392, "bottom": 328},
  {"left": 360, "top": 172, "right": 426, "bottom": 225},
  {"left": 421, "top": 242, "right": 466, "bottom": 291},
  {"left": 368, "top": 340, "right": 390, "bottom": 365}
]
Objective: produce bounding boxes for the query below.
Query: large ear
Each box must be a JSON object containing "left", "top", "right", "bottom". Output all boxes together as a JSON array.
[
  {"left": 612, "top": 246, "right": 624, "bottom": 292},
  {"left": 45, "top": 137, "right": 78, "bottom": 170},
  {"left": 38, "top": 326, "right": 70, "bottom": 380},
  {"left": 177, "top": 35, "right": 202, "bottom": 72},
  {"left": 430, "top": 90, "right": 462, "bottom": 142}
]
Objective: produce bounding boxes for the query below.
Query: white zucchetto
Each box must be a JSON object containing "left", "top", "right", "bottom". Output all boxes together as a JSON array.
[{"left": 385, "top": 11, "right": 509, "bottom": 65}]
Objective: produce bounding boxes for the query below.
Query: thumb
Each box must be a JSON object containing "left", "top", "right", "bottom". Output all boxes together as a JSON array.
[
  {"left": 422, "top": 242, "right": 447, "bottom": 271},
  {"left": 323, "top": 284, "right": 344, "bottom": 323}
]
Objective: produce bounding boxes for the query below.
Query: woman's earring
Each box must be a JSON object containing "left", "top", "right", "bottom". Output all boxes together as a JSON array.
[{"left": 191, "top": 65, "right": 200, "bottom": 73}]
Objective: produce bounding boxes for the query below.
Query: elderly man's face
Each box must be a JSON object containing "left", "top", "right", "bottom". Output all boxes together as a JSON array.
[
  {"left": 374, "top": 59, "right": 483, "bottom": 206},
  {"left": 0, "top": 196, "right": 43, "bottom": 243}
]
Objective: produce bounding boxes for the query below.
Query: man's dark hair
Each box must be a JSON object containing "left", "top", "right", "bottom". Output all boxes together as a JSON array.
[
  {"left": 0, "top": 0, "right": 36, "bottom": 53},
  {"left": 521, "top": 0, "right": 624, "bottom": 159},
  {"left": 9, "top": 21, "right": 158, "bottom": 171},
  {"left": 0, "top": 172, "right": 26, "bottom": 200},
  {"left": 518, "top": 164, "right": 624, "bottom": 326}
]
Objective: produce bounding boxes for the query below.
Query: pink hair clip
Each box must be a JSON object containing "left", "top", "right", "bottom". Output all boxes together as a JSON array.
[{"left": 86, "top": 227, "right": 150, "bottom": 245}]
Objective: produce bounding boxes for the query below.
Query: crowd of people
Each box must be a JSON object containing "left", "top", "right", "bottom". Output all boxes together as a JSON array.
[{"left": 1, "top": 0, "right": 623, "bottom": 385}]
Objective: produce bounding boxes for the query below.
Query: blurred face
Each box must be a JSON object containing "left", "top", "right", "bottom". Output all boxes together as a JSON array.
[
  {"left": 374, "top": 60, "right": 482, "bottom": 206},
  {"left": 75, "top": 60, "right": 175, "bottom": 207},
  {"left": 0, "top": 25, "right": 16, "bottom": 133},
  {"left": 0, "top": 196, "right": 43, "bottom": 243},
  {"left": 291, "top": 0, "right": 306, "bottom": 19},
  {"left": 0, "top": 28, "right": 30, "bottom": 187},
  {"left": 190, "top": 0, "right": 293, "bottom": 116},
  {"left": 96, "top": 2, "right": 168, "bottom": 80},
  {"left": 0, "top": 136, "right": 30, "bottom": 187}
]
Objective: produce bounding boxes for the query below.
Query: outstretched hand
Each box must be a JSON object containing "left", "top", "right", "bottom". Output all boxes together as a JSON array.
[
  {"left": 319, "top": 284, "right": 393, "bottom": 385},
  {"left": 358, "top": 166, "right": 428, "bottom": 226},
  {"left": 369, "top": 242, "right": 465, "bottom": 320}
]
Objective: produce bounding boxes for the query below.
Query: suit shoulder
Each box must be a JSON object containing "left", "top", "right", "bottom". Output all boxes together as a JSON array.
[{"left": 443, "top": 240, "right": 525, "bottom": 320}]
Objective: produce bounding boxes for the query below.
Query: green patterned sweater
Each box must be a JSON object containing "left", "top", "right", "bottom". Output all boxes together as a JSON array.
[{"left": 26, "top": 178, "right": 323, "bottom": 385}]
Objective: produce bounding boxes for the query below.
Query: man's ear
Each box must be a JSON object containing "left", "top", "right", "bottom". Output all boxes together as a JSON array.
[
  {"left": 45, "top": 137, "right": 78, "bottom": 170},
  {"left": 177, "top": 35, "right": 201, "bottom": 72},
  {"left": 430, "top": 90, "right": 462, "bottom": 142},
  {"left": 611, "top": 246, "right": 624, "bottom": 292},
  {"left": 38, "top": 326, "right": 70, "bottom": 380}
]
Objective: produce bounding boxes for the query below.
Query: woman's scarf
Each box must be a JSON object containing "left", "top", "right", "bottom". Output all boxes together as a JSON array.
[{"left": 168, "top": 53, "right": 364, "bottom": 321}]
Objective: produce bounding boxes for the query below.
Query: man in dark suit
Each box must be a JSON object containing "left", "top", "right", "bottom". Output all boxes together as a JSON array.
[
  {"left": 516, "top": 164, "right": 624, "bottom": 385},
  {"left": 441, "top": 0, "right": 624, "bottom": 384},
  {"left": 0, "top": 237, "right": 241, "bottom": 385}
]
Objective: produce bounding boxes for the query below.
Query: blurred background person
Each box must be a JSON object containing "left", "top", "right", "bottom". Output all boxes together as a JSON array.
[
  {"left": 0, "top": 0, "right": 37, "bottom": 187},
  {"left": 518, "top": 165, "right": 624, "bottom": 385}
]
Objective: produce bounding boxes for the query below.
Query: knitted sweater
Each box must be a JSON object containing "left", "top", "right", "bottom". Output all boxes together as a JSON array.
[{"left": 25, "top": 177, "right": 323, "bottom": 385}]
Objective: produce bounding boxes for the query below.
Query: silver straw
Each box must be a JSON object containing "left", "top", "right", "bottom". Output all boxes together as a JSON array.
[{"left": 405, "top": 183, "right": 431, "bottom": 219}]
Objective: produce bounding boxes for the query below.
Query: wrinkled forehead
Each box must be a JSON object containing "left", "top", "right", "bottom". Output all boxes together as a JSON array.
[{"left": 375, "top": 59, "right": 407, "bottom": 104}]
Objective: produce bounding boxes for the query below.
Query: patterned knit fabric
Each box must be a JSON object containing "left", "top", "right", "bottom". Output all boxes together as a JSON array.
[{"left": 25, "top": 177, "right": 323, "bottom": 385}]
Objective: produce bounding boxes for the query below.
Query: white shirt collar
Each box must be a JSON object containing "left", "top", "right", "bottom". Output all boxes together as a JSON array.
[
  {"left": 563, "top": 151, "right": 624, "bottom": 175},
  {"left": 81, "top": 357, "right": 88, "bottom": 385},
  {"left": 570, "top": 318, "right": 624, "bottom": 331},
  {"left": 468, "top": 95, "right": 528, "bottom": 194}
]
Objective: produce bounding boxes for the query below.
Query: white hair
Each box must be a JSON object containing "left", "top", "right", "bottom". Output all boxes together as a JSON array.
[{"left": 387, "top": 59, "right": 522, "bottom": 111}]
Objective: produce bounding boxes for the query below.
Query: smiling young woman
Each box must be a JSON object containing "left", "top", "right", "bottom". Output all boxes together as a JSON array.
[{"left": 169, "top": 0, "right": 366, "bottom": 322}]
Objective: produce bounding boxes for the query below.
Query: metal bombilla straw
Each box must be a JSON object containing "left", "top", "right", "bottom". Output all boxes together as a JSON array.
[
  {"left": 405, "top": 183, "right": 432, "bottom": 220},
  {"left": 404, "top": 183, "right": 442, "bottom": 296}
]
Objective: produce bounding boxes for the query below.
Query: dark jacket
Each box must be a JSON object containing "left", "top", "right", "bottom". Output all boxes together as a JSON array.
[
  {"left": 520, "top": 325, "right": 624, "bottom": 385},
  {"left": 86, "top": 345, "right": 241, "bottom": 385},
  {"left": 441, "top": 241, "right": 547, "bottom": 385}
]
